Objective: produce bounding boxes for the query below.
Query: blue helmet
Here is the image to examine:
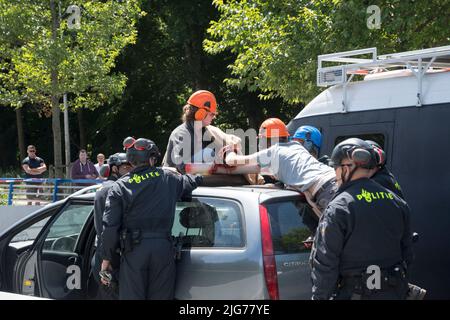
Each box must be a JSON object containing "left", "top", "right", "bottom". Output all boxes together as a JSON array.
[{"left": 293, "top": 125, "right": 322, "bottom": 150}]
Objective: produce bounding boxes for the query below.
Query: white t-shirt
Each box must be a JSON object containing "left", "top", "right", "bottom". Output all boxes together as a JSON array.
[{"left": 255, "top": 141, "right": 335, "bottom": 192}]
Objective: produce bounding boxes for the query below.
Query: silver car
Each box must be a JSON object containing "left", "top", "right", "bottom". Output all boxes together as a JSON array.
[{"left": 0, "top": 186, "right": 313, "bottom": 299}]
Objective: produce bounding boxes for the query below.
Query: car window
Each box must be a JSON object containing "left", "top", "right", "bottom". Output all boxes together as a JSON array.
[
  {"left": 265, "top": 200, "right": 313, "bottom": 255},
  {"left": 10, "top": 217, "right": 51, "bottom": 243},
  {"left": 172, "top": 198, "right": 244, "bottom": 248},
  {"left": 41, "top": 203, "right": 93, "bottom": 253}
]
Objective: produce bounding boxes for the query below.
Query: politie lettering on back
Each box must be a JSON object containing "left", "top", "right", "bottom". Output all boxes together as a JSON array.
[
  {"left": 356, "top": 188, "right": 395, "bottom": 203},
  {"left": 128, "top": 171, "right": 161, "bottom": 184}
]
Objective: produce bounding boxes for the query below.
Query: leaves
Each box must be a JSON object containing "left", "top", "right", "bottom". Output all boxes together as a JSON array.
[
  {"left": 205, "top": 0, "right": 450, "bottom": 104},
  {"left": 0, "top": 0, "right": 144, "bottom": 110}
]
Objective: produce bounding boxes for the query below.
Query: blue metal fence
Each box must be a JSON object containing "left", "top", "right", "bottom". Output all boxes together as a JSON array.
[{"left": 0, "top": 178, "right": 103, "bottom": 205}]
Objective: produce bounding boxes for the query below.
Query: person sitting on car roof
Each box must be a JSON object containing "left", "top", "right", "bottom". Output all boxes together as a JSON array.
[
  {"left": 162, "top": 90, "right": 241, "bottom": 174},
  {"left": 219, "top": 118, "right": 338, "bottom": 218}
]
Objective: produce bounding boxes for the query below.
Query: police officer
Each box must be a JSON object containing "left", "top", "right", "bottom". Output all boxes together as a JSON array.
[
  {"left": 100, "top": 137, "right": 203, "bottom": 300},
  {"left": 366, "top": 140, "right": 404, "bottom": 199},
  {"left": 310, "top": 138, "right": 413, "bottom": 300},
  {"left": 92, "top": 153, "right": 132, "bottom": 299}
]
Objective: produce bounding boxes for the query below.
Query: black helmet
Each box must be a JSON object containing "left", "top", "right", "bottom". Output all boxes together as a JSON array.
[
  {"left": 99, "top": 153, "right": 130, "bottom": 178},
  {"left": 123, "top": 137, "right": 160, "bottom": 167},
  {"left": 107, "top": 152, "right": 128, "bottom": 167},
  {"left": 330, "top": 138, "right": 377, "bottom": 169},
  {"left": 365, "top": 140, "right": 386, "bottom": 167}
]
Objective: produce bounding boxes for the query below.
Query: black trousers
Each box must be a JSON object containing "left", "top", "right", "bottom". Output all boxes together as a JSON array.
[{"left": 119, "top": 238, "right": 176, "bottom": 300}]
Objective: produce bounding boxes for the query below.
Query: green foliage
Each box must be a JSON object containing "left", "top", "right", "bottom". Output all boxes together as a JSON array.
[
  {"left": 205, "top": 0, "right": 450, "bottom": 104},
  {"left": 0, "top": 192, "right": 7, "bottom": 205},
  {"left": 0, "top": 0, "right": 144, "bottom": 110}
]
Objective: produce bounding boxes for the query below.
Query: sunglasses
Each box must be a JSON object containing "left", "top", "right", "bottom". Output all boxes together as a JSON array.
[
  {"left": 123, "top": 137, "right": 154, "bottom": 151},
  {"left": 28, "top": 150, "right": 36, "bottom": 153}
]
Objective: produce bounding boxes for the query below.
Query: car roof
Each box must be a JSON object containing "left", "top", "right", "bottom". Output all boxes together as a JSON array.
[{"left": 69, "top": 185, "right": 300, "bottom": 202}]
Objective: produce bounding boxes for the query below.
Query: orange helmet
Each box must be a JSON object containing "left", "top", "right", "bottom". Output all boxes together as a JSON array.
[
  {"left": 187, "top": 90, "right": 217, "bottom": 121},
  {"left": 259, "top": 118, "right": 290, "bottom": 138}
]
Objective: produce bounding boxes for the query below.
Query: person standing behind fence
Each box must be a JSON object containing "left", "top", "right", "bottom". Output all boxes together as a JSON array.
[
  {"left": 94, "top": 153, "right": 106, "bottom": 177},
  {"left": 21, "top": 145, "right": 47, "bottom": 205},
  {"left": 71, "top": 149, "right": 99, "bottom": 186}
]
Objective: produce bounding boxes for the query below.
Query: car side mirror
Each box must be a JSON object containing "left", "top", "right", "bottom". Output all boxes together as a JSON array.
[{"left": 412, "top": 232, "right": 419, "bottom": 243}]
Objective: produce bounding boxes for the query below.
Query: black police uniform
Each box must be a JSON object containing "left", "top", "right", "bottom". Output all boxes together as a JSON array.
[
  {"left": 372, "top": 166, "right": 404, "bottom": 199},
  {"left": 310, "top": 178, "right": 413, "bottom": 300},
  {"left": 101, "top": 166, "right": 202, "bottom": 300},
  {"left": 92, "top": 179, "right": 119, "bottom": 300}
]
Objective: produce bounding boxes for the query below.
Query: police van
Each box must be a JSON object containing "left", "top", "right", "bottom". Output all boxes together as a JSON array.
[{"left": 287, "top": 45, "right": 450, "bottom": 299}]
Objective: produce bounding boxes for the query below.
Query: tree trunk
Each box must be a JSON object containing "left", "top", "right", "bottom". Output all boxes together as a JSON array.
[
  {"left": 245, "top": 93, "right": 264, "bottom": 129},
  {"left": 77, "top": 109, "right": 87, "bottom": 150},
  {"left": 16, "top": 107, "right": 26, "bottom": 161},
  {"left": 50, "top": 0, "right": 63, "bottom": 178}
]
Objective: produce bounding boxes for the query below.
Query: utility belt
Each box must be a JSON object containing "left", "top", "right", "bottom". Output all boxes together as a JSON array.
[
  {"left": 119, "top": 229, "right": 171, "bottom": 254},
  {"left": 311, "top": 178, "right": 336, "bottom": 203},
  {"left": 338, "top": 264, "right": 408, "bottom": 299}
]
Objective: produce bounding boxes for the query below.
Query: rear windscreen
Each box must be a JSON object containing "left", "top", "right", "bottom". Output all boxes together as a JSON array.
[{"left": 264, "top": 200, "right": 314, "bottom": 255}]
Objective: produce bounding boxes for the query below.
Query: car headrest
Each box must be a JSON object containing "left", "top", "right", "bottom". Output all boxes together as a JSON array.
[{"left": 179, "top": 204, "right": 218, "bottom": 229}]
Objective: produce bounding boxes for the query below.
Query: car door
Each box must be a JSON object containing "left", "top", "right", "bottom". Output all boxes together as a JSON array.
[
  {"left": 262, "top": 197, "right": 314, "bottom": 299},
  {"left": 16, "top": 200, "right": 94, "bottom": 299},
  {"left": 1, "top": 204, "right": 58, "bottom": 293},
  {"left": 172, "top": 197, "right": 259, "bottom": 299}
]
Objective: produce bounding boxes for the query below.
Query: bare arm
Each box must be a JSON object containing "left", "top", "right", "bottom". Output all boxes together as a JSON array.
[
  {"left": 35, "top": 163, "right": 47, "bottom": 174},
  {"left": 224, "top": 151, "right": 260, "bottom": 166},
  {"left": 22, "top": 164, "right": 32, "bottom": 175}
]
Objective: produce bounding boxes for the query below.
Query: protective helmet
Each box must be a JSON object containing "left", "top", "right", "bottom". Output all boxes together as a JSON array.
[
  {"left": 293, "top": 125, "right": 322, "bottom": 150},
  {"left": 99, "top": 153, "right": 129, "bottom": 178},
  {"left": 258, "top": 118, "right": 290, "bottom": 138},
  {"left": 187, "top": 90, "right": 217, "bottom": 121},
  {"left": 108, "top": 152, "right": 128, "bottom": 167},
  {"left": 330, "top": 138, "right": 377, "bottom": 169},
  {"left": 123, "top": 137, "right": 160, "bottom": 166},
  {"left": 365, "top": 140, "right": 386, "bottom": 167}
]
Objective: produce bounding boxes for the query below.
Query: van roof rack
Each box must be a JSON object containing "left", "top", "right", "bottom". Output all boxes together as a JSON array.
[{"left": 317, "top": 45, "right": 450, "bottom": 109}]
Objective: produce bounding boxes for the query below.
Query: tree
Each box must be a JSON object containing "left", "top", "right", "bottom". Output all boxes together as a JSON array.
[
  {"left": 204, "top": 0, "right": 450, "bottom": 105},
  {"left": 0, "top": 0, "right": 144, "bottom": 177}
]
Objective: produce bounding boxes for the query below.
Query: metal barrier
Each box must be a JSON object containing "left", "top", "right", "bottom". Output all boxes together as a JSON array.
[{"left": 0, "top": 178, "right": 103, "bottom": 206}]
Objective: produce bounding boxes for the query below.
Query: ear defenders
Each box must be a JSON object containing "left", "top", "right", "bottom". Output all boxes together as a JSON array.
[
  {"left": 194, "top": 108, "right": 208, "bottom": 121},
  {"left": 372, "top": 146, "right": 386, "bottom": 166},
  {"left": 349, "top": 147, "right": 377, "bottom": 169},
  {"left": 194, "top": 101, "right": 211, "bottom": 121}
]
